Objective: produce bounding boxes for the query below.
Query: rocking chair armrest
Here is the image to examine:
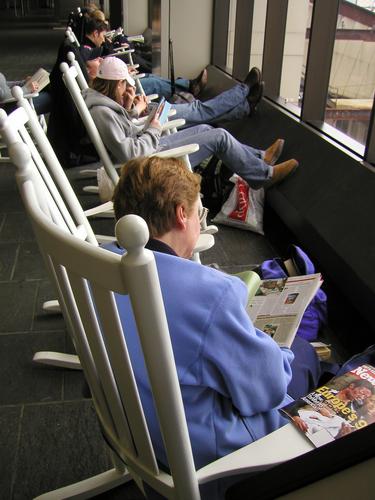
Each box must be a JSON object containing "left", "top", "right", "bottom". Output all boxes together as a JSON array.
[
  {"left": 2, "top": 90, "right": 39, "bottom": 104},
  {"left": 152, "top": 143, "right": 199, "bottom": 159},
  {"left": 161, "top": 119, "right": 185, "bottom": 131}
]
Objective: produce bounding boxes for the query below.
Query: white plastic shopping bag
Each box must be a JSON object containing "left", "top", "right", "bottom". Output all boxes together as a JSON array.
[{"left": 213, "top": 175, "right": 264, "bottom": 234}]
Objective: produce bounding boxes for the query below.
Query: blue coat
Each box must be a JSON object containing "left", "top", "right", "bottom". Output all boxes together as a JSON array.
[{"left": 106, "top": 242, "right": 294, "bottom": 469}]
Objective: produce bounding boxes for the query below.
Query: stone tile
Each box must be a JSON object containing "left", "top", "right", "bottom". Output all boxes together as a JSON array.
[
  {"left": 0, "top": 212, "right": 35, "bottom": 242},
  {"left": 0, "top": 241, "right": 18, "bottom": 280},
  {"left": 32, "top": 280, "right": 66, "bottom": 332},
  {"left": 0, "top": 331, "right": 65, "bottom": 405},
  {"left": 62, "top": 332, "right": 90, "bottom": 400},
  {"left": 201, "top": 224, "right": 276, "bottom": 268},
  {"left": 90, "top": 217, "right": 116, "bottom": 238},
  {"left": 0, "top": 189, "right": 24, "bottom": 212},
  {"left": 220, "top": 264, "right": 258, "bottom": 275},
  {"left": 13, "top": 401, "right": 111, "bottom": 500},
  {"left": 94, "top": 482, "right": 146, "bottom": 499},
  {"left": 0, "top": 406, "right": 22, "bottom": 500},
  {"left": 0, "top": 281, "right": 37, "bottom": 332},
  {"left": 0, "top": 29, "right": 62, "bottom": 78},
  {"left": 201, "top": 235, "right": 230, "bottom": 267},
  {"left": 63, "top": 369, "right": 89, "bottom": 401},
  {"left": 0, "top": 164, "right": 17, "bottom": 193},
  {"left": 218, "top": 225, "right": 276, "bottom": 265},
  {"left": 65, "top": 330, "right": 76, "bottom": 355},
  {"left": 13, "top": 241, "right": 48, "bottom": 280},
  {"left": 0, "top": 213, "right": 5, "bottom": 232}
]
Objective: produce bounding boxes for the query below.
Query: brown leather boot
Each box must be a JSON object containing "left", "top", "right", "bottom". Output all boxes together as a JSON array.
[
  {"left": 264, "top": 139, "right": 285, "bottom": 165},
  {"left": 268, "top": 159, "right": 299, "bottom": 186}
]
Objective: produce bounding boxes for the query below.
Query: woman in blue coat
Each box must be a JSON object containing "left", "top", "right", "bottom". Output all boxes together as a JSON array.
[{"left": 105, "top": 156, "right": 320, "bottom": 472}]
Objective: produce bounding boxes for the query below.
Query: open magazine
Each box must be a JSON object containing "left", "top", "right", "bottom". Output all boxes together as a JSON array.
[
  {"left": 281, "top": 364, "right": 375, "bottom": 447},
  {"left": 143, "top": 97, "right": 171, "bottom": 130},
  {"left": 22, "top": 68, "right": 50, "bottom": 94},
  {"left": 245, "top": 273, "right": 322, "bottom": 348}
]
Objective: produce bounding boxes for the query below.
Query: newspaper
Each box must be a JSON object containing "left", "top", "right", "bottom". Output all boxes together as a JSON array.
[
  {"left": 247, "top": 273, "right": 322, "bottom": 348},
  {"left": 281, "top": 364, "right": 375, "bottom": 447},
  {"left": 22, "top": 68, "right": 50, "bottom": 93},
  {"left": 127, "top": 35, "right": 144, "bottom": 43}
]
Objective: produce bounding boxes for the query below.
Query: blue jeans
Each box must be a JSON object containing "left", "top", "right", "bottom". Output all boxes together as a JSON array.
[
  {"left": 33, "top": 90, "right": 52, "bottom": 115},
  {"left": 160, "top": 124, "right": 272, "bottom": 190},
  {"left": 140, "top": 74, "right": 189, "bottom": 99},
  {"left": 171, "top": 83, "right": 250, "bottom": 126},
  {"left": 0, "top": 90, "right": 51, "bottom": 115}
]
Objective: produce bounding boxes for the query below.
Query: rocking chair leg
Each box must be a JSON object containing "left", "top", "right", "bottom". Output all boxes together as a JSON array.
[
  {"left": 33, "top": 352, "right": 82, "bottom": 370},
  {"left": 42, "top": 299, "right": 61, "bottom": 314},
  {"left": 34, "top": 468, "right": 133, "bottom": 499}
]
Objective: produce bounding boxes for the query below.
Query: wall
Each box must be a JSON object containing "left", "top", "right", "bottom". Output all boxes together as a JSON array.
[
  {"left": 169, "top": 0, "right": 213, "bottom": 78},
  {"left": 123, "top": 0, "right": 149, "bottom": 35},
  {"left": 249, "top": 0, "right": 267, "bottom": 70},
  {"left": 280, "top": 0, "right": 310, "bottom": 103},
  {"left": 202, "top": 60, "right": 375, "bottom": 343},
  {"left": 252, "top": 0, "right": 309, "bottom": 103},
  {"left": 226, "top": 0, "right": 237, "bottom": 71}
]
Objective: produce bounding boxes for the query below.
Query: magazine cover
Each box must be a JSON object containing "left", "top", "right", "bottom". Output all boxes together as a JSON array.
[{"left": 281, "top": 364, "right": 375, "bottom": 447}]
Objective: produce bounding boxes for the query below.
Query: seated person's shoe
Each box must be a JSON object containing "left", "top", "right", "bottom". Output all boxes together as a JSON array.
[
  {"left": 243, "top": 66, "right": 262, "bottom": 90},
  {"left": 268, "top": 159, "right": 299, "bottom": 187},
  {"left": 189, "top": 68, "right": 208, "bottom": 97},
  {"left": 264, "top": 138, "right": 285, "bottom": 165},
  {"left": 247, "top": 81, "right": 264, "bottom": 113}
]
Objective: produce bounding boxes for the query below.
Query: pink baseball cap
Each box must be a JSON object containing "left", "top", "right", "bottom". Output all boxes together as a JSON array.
[{"left": 97, "top": 57, "right": 135, "bottom": 86}]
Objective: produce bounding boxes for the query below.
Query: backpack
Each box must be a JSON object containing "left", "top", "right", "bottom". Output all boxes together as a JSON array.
[
  {"left": 336, "top": 345, "right": 375, "bottom": 376},
  {"left": 195, "top": 156, "right": 234, "bottom": 215},
  {"left": 258, "top": 245, "right": 328, "bottom": 342}
]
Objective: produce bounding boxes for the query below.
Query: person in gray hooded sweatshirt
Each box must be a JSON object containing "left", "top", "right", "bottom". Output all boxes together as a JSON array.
[{"left": 82, "top": 57, "right": 298, "bottom": 190}]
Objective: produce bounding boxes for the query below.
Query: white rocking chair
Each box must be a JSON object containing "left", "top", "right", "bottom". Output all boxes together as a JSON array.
[
  {"left": 60, "top": 62, "right": 218, "bottom": 236},
  {"left": 0, "top": 105, "right": 214, "bottom": 370},
  {"left": 11, "top": 139, "right": 313, "bottom": 499}
]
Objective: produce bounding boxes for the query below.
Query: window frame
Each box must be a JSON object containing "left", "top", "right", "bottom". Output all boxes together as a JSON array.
[{"left": 212, "top": 0, "right": 375, "bottom": 164}]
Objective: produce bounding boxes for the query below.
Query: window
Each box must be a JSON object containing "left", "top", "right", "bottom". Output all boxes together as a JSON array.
[
  {"left": 324, "top": 0, "right": 375, "bottom": 145},
  {"left": 226, "top": 0, "right": 238, "bottom": 72},
  {"left": 249, "top": 0, "right": 267, "bottom": 71},
  {"left": 279, "top": 0, "right": 312, "bottom": 110}
]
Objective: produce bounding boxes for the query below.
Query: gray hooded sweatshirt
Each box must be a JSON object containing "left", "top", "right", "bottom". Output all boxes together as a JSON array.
[
  {"left": 82, "top": 88, "right": 162, "bottom": 163},
  {"left": 0, "top": 73, "right": 25, "bottom": 102}
]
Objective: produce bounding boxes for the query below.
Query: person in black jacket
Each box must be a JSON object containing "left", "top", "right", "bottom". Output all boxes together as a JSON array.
[
  {"left": 47, "top": 38, "right": 98, "bottom": 166},
  {"left": 79, "top": 18, "right": 111, "bottom": 62}
]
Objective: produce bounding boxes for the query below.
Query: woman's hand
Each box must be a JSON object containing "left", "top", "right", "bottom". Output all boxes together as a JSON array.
[
  {"left": 133, "top": 95, "right": 148, "bottom": 116},
  {"left": 123, "top": 84, "right": 136, "bottom": 111},
  {"left": 149, "top": 107, "right": 162, "bottom": 130},
  {"left": 292, "top": 416, "right": 308, "bottom": 433},
  {"left": 25, "top": 76, "right": 39, "bottom": 93},
  {"left": 128, "top": 66, "right": 138, "bottom": 76}
]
